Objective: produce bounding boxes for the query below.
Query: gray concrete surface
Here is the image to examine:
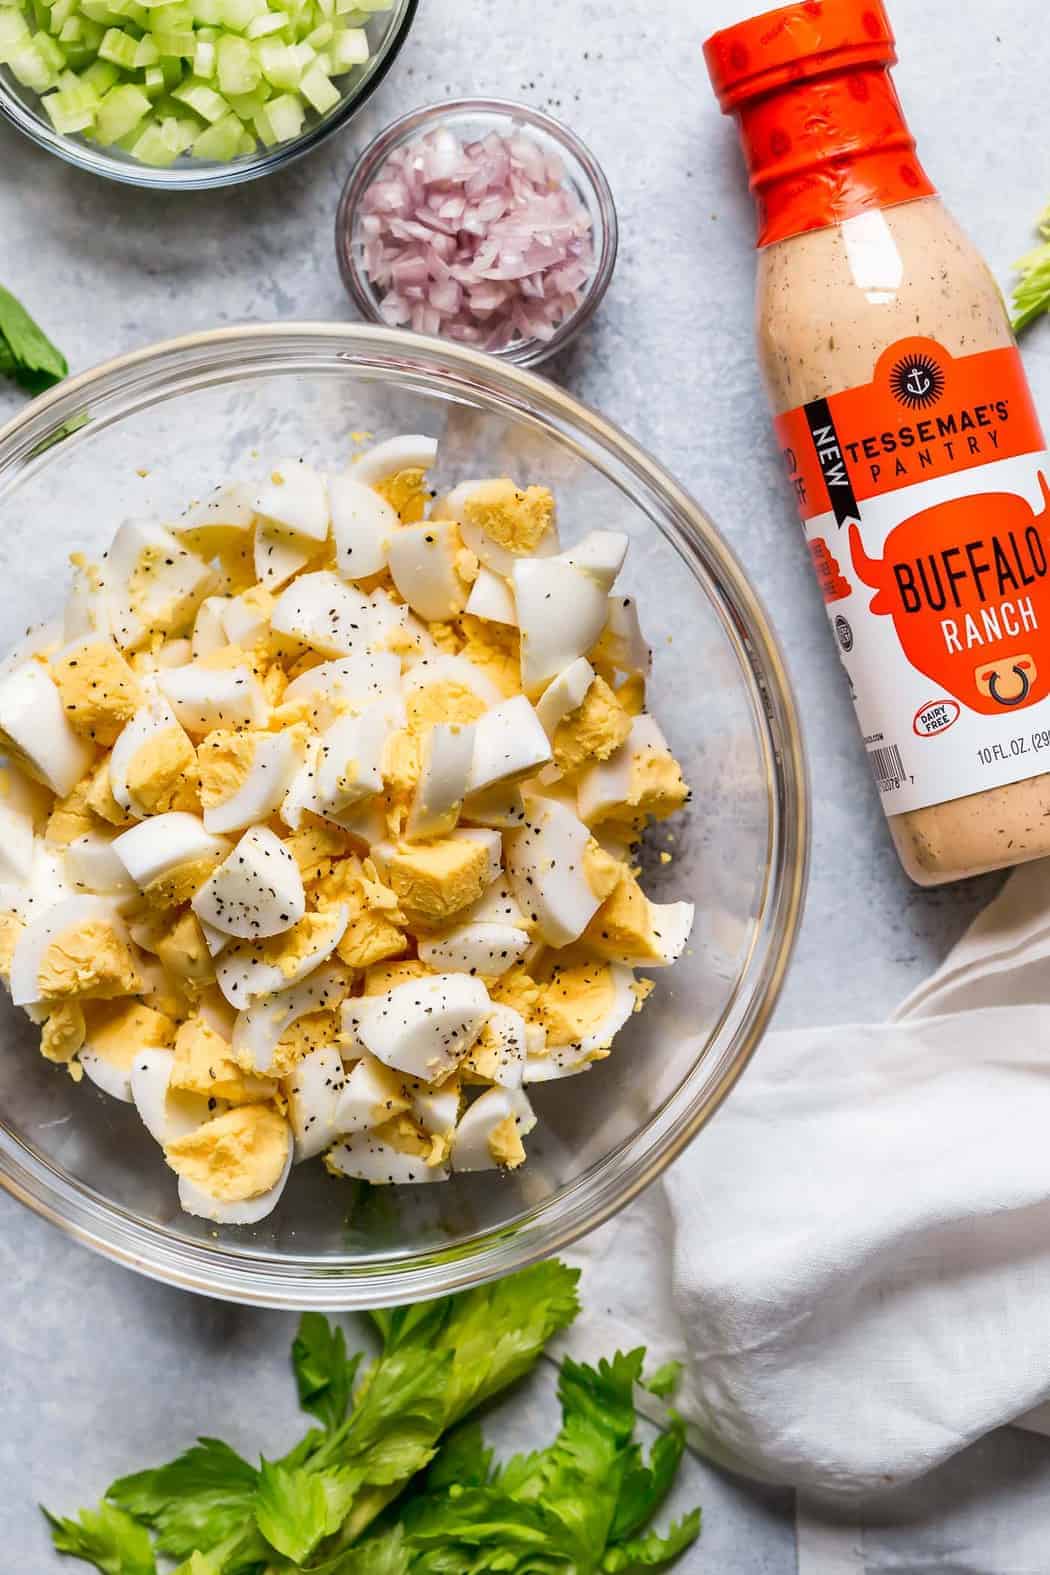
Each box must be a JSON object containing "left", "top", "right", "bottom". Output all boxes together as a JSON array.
[{"left": 2, "top": 0, "right": 1050, "bottom": 1567}]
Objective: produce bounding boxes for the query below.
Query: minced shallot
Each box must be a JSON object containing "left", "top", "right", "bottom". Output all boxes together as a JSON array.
[{"left": 357, "top": 125, "right": 596, "bottom": 350}]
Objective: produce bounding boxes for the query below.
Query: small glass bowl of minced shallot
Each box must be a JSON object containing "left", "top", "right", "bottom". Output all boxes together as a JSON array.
[{"left": 335, "top": 98, "right": 618, "bottom": 367}]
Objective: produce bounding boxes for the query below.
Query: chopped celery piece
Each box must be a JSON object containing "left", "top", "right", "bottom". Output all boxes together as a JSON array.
[
  {"left": 9, "top": 40, "right": 59, "bottom": 90},
  {"left": 299, "top": 56, "right": 335, "bottom": 111},
  {"left": 220, "top": 0, "right": 265, "bottom": 28},
  {"left": 192, "top": 35, "right": 213, "bottom": 73},
  {"left": 107, "top": 0, "right": 148, "bottom": 23},
  {"left": 191, "top": 0, "right": 224, "bottom": 17},
  {"left": 142, "top": 59, "right": 163, "bottom": 90},
  {"left": 78, "top": 0, "right": 120, "bottom": 23},
  {"left": 190, "top": 107, "right": 240, "bottom": 157},
  {"left": 256, "top": 36, "right": 298, "bottom": 87},
  {"left": 195, "top": 23, "right": 217, "bottom": 38},
  {"left": 94, "top": 78, "right": 150, "bottom": 139},
  {"left": 251, "top": 100, "right": 275, "bottom": 143},
  {"left": 215, "top": 29, "right": 257, "bottom": 91},
  {"left": 57, "top": 15, "right": 84, "bottom": 39},
  {"left": 149, "top": 0, "right": 190, "bottom": 24},
  {"left": 136, "top": 0, "right": 185, "bottom": 7},
  {"left": 98, "top": 26, "right": 138, "bottom": 66},
  {"left": 33, "top": 27, "right": 66, "bottom": 66},
  {"left": 263, "top": 86, "right": 301, "bottom": 138},
  {"left": 329, "top": 23, "right": 364, "bottom": 68},
  {"left": 130, "top": 122, "right": 178, "bottom": 163},
  {"left": 315, "top": 0, "right": 333, "bottom": 15},
  {"left": 133, "top": 31, "right": 156, "bottom": 60},
  {"left": 224, "top": 81, "right": 266, "bottom": 114},
  {"left": 303, "top": 18, "right": 329, "bottom": 46},
  {"left": 0, "top": 8, "right": 30, "bottom": 58},
  {"left": 42, "top": 82, "right": 96, "bottom": 129},
  {"left": 170, "top": 73, "right": 227, "bottom": 119},
  {"left": 244, "top": 8, "right": 285, "bottom": 36},
  {"left": 353, "top": 0, "right": 389, "bottom": 9},
  {"left": 334, "top": 0, "right": 366, "bottom": 15},
  {"left": 79, "top": 53, "right": 118, "bottom": 89},
  {"left": 151, "top": 26, "right": 194, "bottom": 52},
  {"left": 48, "top": 0, "right": 77, "bottom": 34}
]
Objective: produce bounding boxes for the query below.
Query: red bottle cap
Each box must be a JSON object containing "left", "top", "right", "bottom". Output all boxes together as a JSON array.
[{"left": 705, "top": 0, "right": 895, "bottom": 113}]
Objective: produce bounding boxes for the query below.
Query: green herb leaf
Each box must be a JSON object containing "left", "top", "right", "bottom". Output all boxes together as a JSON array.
[
  {"left": 610, "top": 1417, "right": 686, "bottom": 1544},
  {"left": 44, "top": 1501, "right": 156, "bottom": 1574},
  {"left": 1012, "top": 203, "right": 1050, "bottom": 333},
  {"left": 107, "top": 1438, "right": 258, "bottom": 1560},
  {"left": 641, "top": 1361, "right": 682, "bottom": 1400},
  {"left": 0, "top": 284, "right": 67, "bottom": 394},
  {"left": 253, "top": 1458, "right": 331, "bottom": 1563},
  {"left": 600, "top": 1509, "right": 702, "bottom": 1571},
  {"left": 424, "top": 1421, "right": 493, "bottom": 1493},
  {"left": 292, "top": 1312, "right": 363, "bottom": 1433}
]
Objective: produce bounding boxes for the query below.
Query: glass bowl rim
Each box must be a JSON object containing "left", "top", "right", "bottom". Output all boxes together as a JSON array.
[
  {"left": 0, "top": 0, "right": 419, "bottom": 191},
  {"left": 335, "top": 96, "right": 620, "bottom": 369},
  {"left": 0, "top": 322, "right": 809, "bottom": 1307}
]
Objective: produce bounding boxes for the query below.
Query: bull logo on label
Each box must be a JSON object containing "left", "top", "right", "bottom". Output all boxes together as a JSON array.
[{"left": 849, "top": 475, "right": 1050, "bottom": 718}]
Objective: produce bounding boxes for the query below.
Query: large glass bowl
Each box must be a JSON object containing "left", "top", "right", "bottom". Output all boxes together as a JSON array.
[
  {"left": 0, "top": 324, "right": 808, "bottom": 1308},
  {"left": 0, "top": 0, "right": 417, "bottom": 189}
]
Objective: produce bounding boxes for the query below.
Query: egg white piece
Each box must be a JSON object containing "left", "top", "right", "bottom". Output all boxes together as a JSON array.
[
  {"left": 326, "top": 1132, "right": 448, "bottom": 1185},
  {"left": 251, "top": 461, "right": 329, "bottom": 542},
  {"left": 329, "top": 474, "right": 399, "bottom": 579},
  {"left": 192, "top": 825, "right": 306, "bottom": 940},
  {"left": 419, "top": 922, "right": 530, "bottom": 978},
  {"left": 1, "top": 844, "right": 74, "bottom": 930},
  {"left": 513, "top": 557, "right": 609, "bottom": 694},
  {"left": 387, "top": 521, "right": 469, "bottom": 623},
  {"left": 109, "top": 696, "right": 189, "bottom": 815},
  {"left": 366, "top": 588, "right": 413, "bottom": 654},
  {"left": 523, "top": 966, "right": 637, "bottom": 1085},
  {"left": 332, "top": 1052, "right": 409, "bottom": 1136},
  {"left": 560, "top": 530, "right": 629, "bottom": 593},
  {"left": 284, "top": 1042, "right": 347, "bottom": 1162},
  {"left": 601, "top": 596, "right": 651, "bottom": 674},
  {"left": 202, "top": 731, "right": 305, "bottom": 836},
  {"left": 0, "top": 619, "right": 63, "bottom": 684},
  {"left": 282, "top": 652, "right": 401, "bottom": 728},
  {"left": 465, "top": 565, "right": 517, "bottom": 627},
  {"left": 222, "top": 590, "right": 271, "bottom": 649},
  {"left": 254, "top": 517, "right": 318, "bottom": 591},
  {"left": 215, "top": 904, "right": 349, "bottom": 1008},
  {"left": 174, "top": 483, "right": 257, "bottom": 541},
  {"left": 80, "top": 1049, "right": 136, "bottom": 1103},
  {"left": 311, "top": 707, "right": 395, "bottom": 817},
  {"left": 191, "top": 597, "right": 231, "bottom": 660},
  {"left": 0, "top": 792, "right": 36, "bottom": 887},
  {"left": 350, "top": 433, "right": 438, "bottom": 485},
  {"left": 576, "top": 716, "right": 671, "bottom": 825},
  {"left": 113, "top": 813, "right": 229, "bottom": 891},
  {"left": 64, "top": 562, "right": 114, "bottom": 643},
  {"left": 131, "top": 1048, "right": 214, "bottom": 1145},
  {"left": 278, "top": 737, "right": 321, "bottom": 833},
  {"left": 401, "top": 652, "right": 503, "bottom": 710},
  {"left": 66, "top": 834, "right": 139, "bottom": 897},
  {"left": 178, "top": 1141, "right": 293, "bottom": 1224},
  {"left": 505, "top": 797, "right": 601, "bottom": 947},
  {"left": 231, "top": 962, "right": 348, "bottom": 1074},
  {"left": 9, "top": 894, "right": 125, "bottom": 1007},
  {"left": 468, "top": 1003, "right": 526, "bottom": 1089},
  {"left": 412, "top": 1082, "right": 461, "bottom": 1137},
  {"left": 535, "top": 659, "right": 595, "bottom": 738},
  {"left": 200, "top": 920, "right": 232, "bottom": 959},
  {"left": 462, "top": 875, "right": 529, "bottom": 929},
  {"left": 356, "top": 973, "right": 491, "bottom": 1081},
  {"left": 271, "top": 571, "right": 374, "bottom": 658},
  {"left": 450, "top": 1086, "right": 536, "bottom": 1172},
  {"left": 601, "top": 898, "right": 695, "bottom": 968},
  {"left": 407, "top": 722, "right": 475, "bottom": 839},
  {"left": 468, "top": 696, "right": 551, "bottom": 794},
  {"left": 0, "top": 662, "right": 94, "bottom": 797},
  {"left": 103, "top": 521, "right": 216, "bottom": 651},
  {"left": 157, "top": 663, "right": 269, "bottom": 737},
  {"left": 461, "top": 783, "right": 527, "bottom": 829}
]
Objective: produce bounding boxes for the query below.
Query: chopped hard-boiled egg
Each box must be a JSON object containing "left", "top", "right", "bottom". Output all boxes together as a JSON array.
[{"left": 0, "top": 435, "right": 692, "bottom": 1220}]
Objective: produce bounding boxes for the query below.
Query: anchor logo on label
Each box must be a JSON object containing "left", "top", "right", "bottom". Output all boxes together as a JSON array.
[{"left": 889, "top": 352, "right": 946, "bottom": 410}]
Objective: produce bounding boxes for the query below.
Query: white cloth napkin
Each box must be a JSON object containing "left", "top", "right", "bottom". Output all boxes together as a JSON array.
[{"left": 564, "top": 859, "right": 1050, "bottom": 1503}]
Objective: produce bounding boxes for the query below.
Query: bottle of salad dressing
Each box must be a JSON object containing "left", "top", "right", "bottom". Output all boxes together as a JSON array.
[{"left": 706, "top": 0, "right": 1050, "bottom": 885}]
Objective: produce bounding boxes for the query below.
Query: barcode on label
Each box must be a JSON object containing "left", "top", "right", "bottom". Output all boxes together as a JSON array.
[{"left": 868, "top": 743, "right": 906, "bottom": 793}]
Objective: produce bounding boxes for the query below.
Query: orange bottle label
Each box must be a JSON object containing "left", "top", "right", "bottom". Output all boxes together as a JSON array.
[{"left": 774, "top": 339, "right": 1050, "bottom": 814}]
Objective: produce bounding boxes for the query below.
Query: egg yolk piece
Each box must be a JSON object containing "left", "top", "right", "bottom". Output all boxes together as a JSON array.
[
  {"left": 581, "top": 871, "right": 666, "bottom": 965},
  {"left": 382, "top": 838, "right": 492, "bottom": 928},
  {"left": 488, "top": 1113, "right": 526, "bottom": 1169},
  {"left": 552, "top": 676, "right": 632, "bottom": 777},
  {"left": 164, "top": 1103, "right": 290, "bottom": 1202},
  {"left": 337, "top": 911, "right": 409, "bottom": 969},
  {"left": 373, "top": 468, "right": 430, "bottom": 523},
  {"left": 126, "top": 728, "right": 198, "bottom": 816},
  {"left": 461, "top": 480, "right": 555, "bottom": 555},
  {"left": 40, "top": 1002, "right": 86, "bottom": 1064},
  {"left": 51, "top": 642, "right": 143, "bottom": 747},
  {"left": 0, "top": 912, "right": 24, "bottom": 986},
  {"left": 37, "top": 919, "right": 142, "bottom": 1003},
  {"left": 406, "top": 681, "right": 487, "bottom": 732},
  {"left": 533, "top": 952, "right": 617, "bottom": 1049},
  {"left": 171, "top": 1016, "right": 275, "bottom": 1103},
  {"left": 45, "top": 778, "right": 98, "bottom": 846},
  {"left": 197, "top": 730, "right": 256, "bottom": 809},
  {"left": 154, "top": 911, "right": 215, "bottom": 988},
  {"left": 457, "top": 617, "right": 522, "bottom": 699},
  {"left": 84, "top": 1000, "right": 175, "bottom": 1066}
]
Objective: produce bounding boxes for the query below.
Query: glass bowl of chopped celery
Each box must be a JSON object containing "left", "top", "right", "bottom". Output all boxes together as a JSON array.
[
  {"left": 0, "top": 324, "right": 808, "bottom": 1308},
  {"left": 0, "top": 0, "right": 417, "bottom": 186}
]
